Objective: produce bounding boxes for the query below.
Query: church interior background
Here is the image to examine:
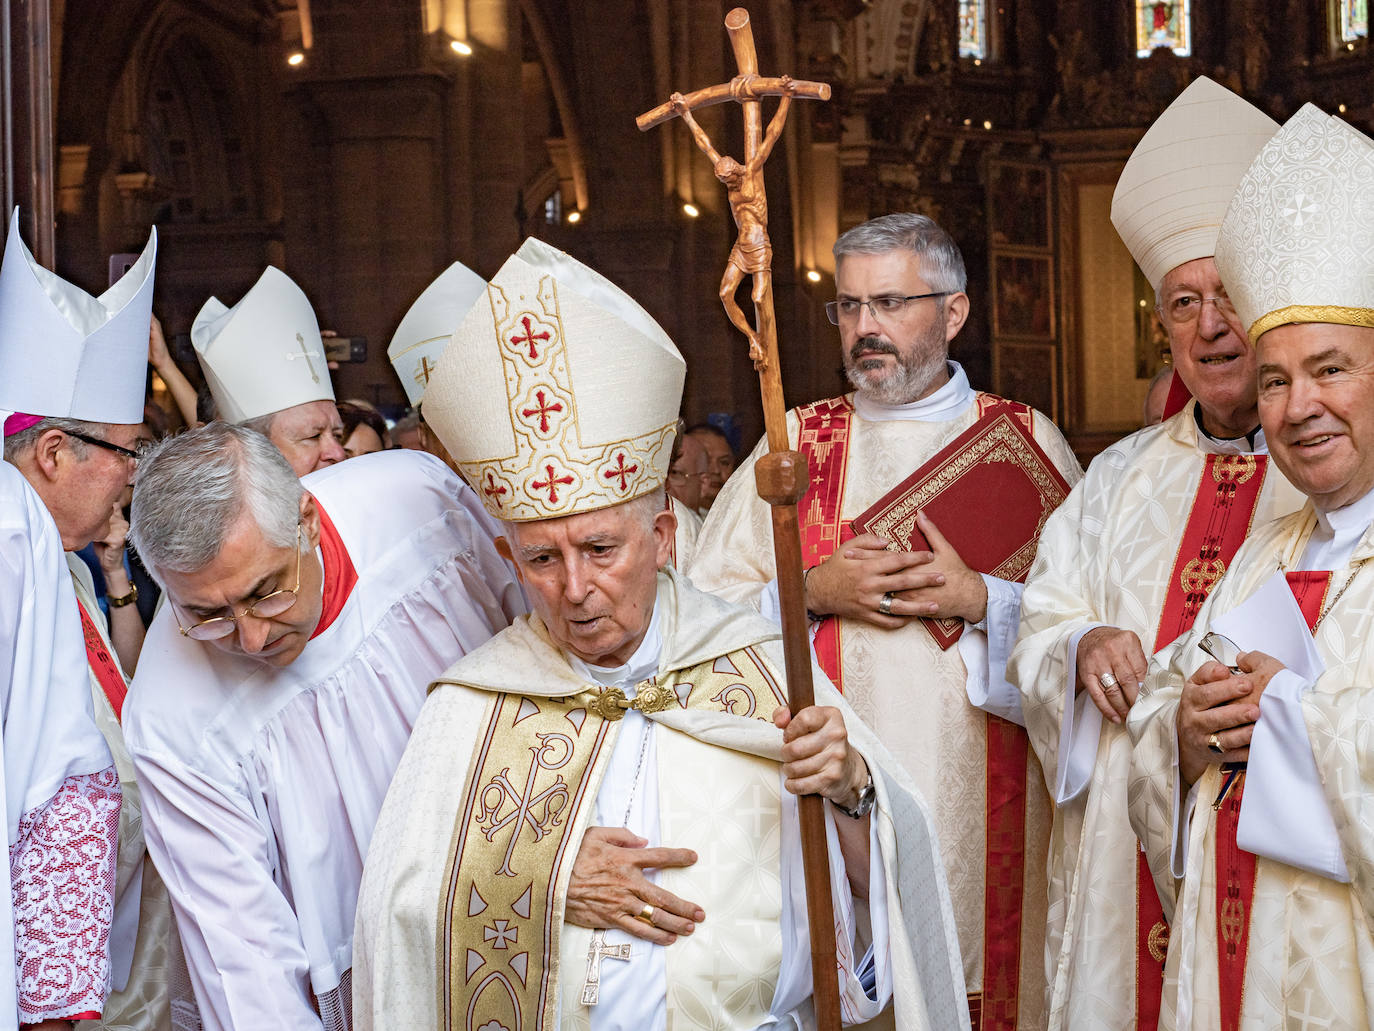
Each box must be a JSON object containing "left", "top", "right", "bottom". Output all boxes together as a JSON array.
[{"left": 3, "top": 0, "right": 1369, "bottom": 460}]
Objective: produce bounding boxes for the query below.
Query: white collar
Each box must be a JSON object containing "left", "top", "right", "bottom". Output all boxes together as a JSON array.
[
  {"left": 1314, "top": 484, "right": 1374, "bottom": 552},
  {"left": 568, "top": 603, "right": 663, "bottom": 691},
  {"left": 852, "top": 361, "right": 975, "bottom": 423},
  {"left": 1192, "top": 404, "right": 1267, "bottom": 455}
]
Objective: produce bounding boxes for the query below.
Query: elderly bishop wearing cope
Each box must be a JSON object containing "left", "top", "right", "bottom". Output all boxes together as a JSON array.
[
  {"left": 1129, "top": 104, "right": 1374, "bottom": 1027},
  {"left": 1007, "top": 77, "right": 1304, "bottom": 1031},
  {"left": 351, "top": 238, "right": 967, "bottom": 1031}
]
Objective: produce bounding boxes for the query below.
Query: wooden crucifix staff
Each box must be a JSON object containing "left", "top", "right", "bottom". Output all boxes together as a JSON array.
[{"left": 637, "top": 9, "right": 842, "bottom": 1029}]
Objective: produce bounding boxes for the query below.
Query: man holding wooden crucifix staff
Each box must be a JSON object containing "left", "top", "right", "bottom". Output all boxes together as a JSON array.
[{"left": 350, "top": 238, "right": 966, "bottom": 1030}]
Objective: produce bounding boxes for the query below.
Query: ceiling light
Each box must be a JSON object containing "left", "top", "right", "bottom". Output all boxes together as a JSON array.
[
  {"left": 287, "top": 51, "right": 305, "bottom": 67},
  {"left": 806, "top": 269, "right": 822, "bottom": 284},
  {"left": 682, "top": 202, "right": 700, "bottom": 218},
  {"left": 451, "top": 39, "right": 474, "bottom": 56},
  {"left": 566, "top": 210, "right": 581, "bottom": 224}
]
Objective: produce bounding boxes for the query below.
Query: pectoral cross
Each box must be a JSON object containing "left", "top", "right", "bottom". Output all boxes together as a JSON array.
[
  {"left": 293, "top": 332, "right": 321, "bottom": 383},
  {"left": 580, "top": 930, "right": 632, "bottom": 1006}
]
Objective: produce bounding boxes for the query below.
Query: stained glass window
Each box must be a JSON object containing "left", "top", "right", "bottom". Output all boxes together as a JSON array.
[
  {"left": 1135, "top": 0, "right": 1192, "bottom": 58},
  {"left": 1340, "top": 0, "right": 1368, "bottom": 41},
  {"left": 959, "top": 0, "right": 987, "bottom": 60}
]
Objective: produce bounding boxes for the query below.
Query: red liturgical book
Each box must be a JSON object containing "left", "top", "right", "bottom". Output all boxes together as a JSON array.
[{"left": 852, "top": 409, "right": 1071, "bottom": 649}]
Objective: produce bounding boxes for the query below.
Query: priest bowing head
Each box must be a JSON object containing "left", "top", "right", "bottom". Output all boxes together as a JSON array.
[
  {"left": 192, "top": 266, "right": 345, "bottom": 476},
  {"left": 1112, "top": 76, "right": 1278, "bottom": 440},
  {"left": 352, "top": 237, "right": 967, "bottom": 1031},
  {"left": 131, "top": 422, "right": 324, "bottom": 667}
]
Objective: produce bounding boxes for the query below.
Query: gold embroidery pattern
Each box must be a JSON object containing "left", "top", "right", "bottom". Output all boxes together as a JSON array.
[
  {"left": 1211, "top": 454, "right": 1258, "bottom": 485},
  {"left": 1147, "top": 920, "right": 1170, "bottom": 964},
  {"left": 439, "top": 646, "right": 788, "bottom": 1030},
  {"left": 1180, "top": 556, "right": 1227, "bottom": 597},
  {"left": 1247, "top": 304, "right": 1374, "bottom": 344}
]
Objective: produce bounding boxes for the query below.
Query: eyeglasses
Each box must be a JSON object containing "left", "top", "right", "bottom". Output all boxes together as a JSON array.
[
  {"left": 66, "top": 430, "right": 141, "bottom": 462},
  {"left": 1156, "top": 294, "right": 1237, "bottom": 327},
  {"left": 825, "top": 292, "right": 951, "bottom": 326},
  {"left": 1198, "top": 631, "right": 1242, "bottom": 673},
  {"left": 175, "top": 525, "right": 304, "bottom": 641}
]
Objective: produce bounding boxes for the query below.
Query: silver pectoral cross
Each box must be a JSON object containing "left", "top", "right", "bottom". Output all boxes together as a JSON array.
[{"left": 580, "top": 929, "right": 632, "bottom": 1006}]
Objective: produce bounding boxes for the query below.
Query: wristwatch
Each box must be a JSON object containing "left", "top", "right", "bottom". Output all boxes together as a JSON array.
[
  {"left": 833, "top": 770, "right": 875, "bottom": 819},
  {"left": 107, "top": 584, "right": 139, "bottom": 608}
]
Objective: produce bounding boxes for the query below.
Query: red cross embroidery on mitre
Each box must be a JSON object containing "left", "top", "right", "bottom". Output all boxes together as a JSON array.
[
  {"left": 510, "top": 315, "right": 552, "bottom": 360},
  {"left": 482, "top": 471, "right": 509, "bottom": 508},
  {"left": 603, "top": 452, "right": 639, "bottom": 491},
  {"left": 521, "top": 390, "right": 564, "bottom": 433},
  {"left": 532, "top": 464, "right": 575, "bottom": 503}
]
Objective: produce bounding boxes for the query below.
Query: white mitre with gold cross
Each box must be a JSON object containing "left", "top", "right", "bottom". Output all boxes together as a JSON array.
[
  {"left": 192, "top": 266, "right": 334, "bottom": 424},
  {"left": 422, "top": 237, "right": 685, "bottom": 522},
  {"left": 0, "top": 209, "right": 156, "bottom": 425},
  {"left": 1112, "top": 76, "right": 1278, "bottom": 290},
  {"left": 1216, "top": 103, "right": 1374, "bottom": 343},
  {"left": 387, "top": 260, "right": 487, "bottom": 407}
]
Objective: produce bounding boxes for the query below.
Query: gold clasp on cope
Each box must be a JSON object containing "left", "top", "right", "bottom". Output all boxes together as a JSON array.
[{"left": 587, "top": 682, "right": 677, "bottom": 722}]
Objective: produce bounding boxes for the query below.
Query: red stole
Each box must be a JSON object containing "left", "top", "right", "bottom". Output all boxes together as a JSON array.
[
  {"left": 76, "top": 599, "right": 128, "bottom": 722},
  {"left": 1136, "top": 453, "right": 1268, "bottom": 1028},
  {"left": 1211, "top": 571, "right": 1329, "bottom": 1031},
  {"left": 309, "top": 499, "right": 358, "bottom": 640},
  {"left": 795, "top": 393, "right": 1034, "bottom": 1030}
]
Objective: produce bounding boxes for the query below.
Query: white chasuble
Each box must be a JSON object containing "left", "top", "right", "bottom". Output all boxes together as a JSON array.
[
  {"left": 1008, "top": 404, "right": 1301, "bottom": 1030},
  {"left": 352, "top": 570, "right": 967, "bottom": 1031},
  {"left": 1128, "top": 502, "right": 1374, "bottom": 1028},
  {"left": 687, "top": 368, "right": 1082, "bottom": 1028}
]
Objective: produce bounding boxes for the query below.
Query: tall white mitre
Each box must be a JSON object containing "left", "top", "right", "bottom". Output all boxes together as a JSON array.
[
  {"left": 1216, "top": 103, "right": 1374, "bottom": 343},
  {"left": 192, "top": 266, "right": 334, "bottom": 424},
  {"left": 1112, "top": 76, "right": 1278, "bottom": 289},
  {"left": 387, "top": 260, "right": 487, "bottom": 407},
  {"left": 421, "top": 237, "right": 685, "bottom": 522},
  {"left": 0, "top": 209, "right": 156, "bottom": 424}
]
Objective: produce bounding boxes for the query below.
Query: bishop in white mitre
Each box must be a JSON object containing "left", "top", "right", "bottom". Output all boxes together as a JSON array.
[
  {"left": 688, "top": 213, "right": 1081, "bottom": 1028},
  {"left": 1129, "top": 103, "right": 1374, "bottom": 1028},
  {"left": 0, "top": 213, "right": 127, "bottom": 1029},
  {"left": 352, "top": 238, "right": 968, "bottom": 1031},
  {"left": 1007, "top": 78, "right": 1301, "bottom": 1031},
  {"left": 123, "top": 414, "right": 526, "bottom": 1028}
]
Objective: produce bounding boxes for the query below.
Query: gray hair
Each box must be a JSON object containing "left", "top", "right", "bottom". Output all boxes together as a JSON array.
[
  {"left": 240, "top": 411, "right": 278, "bottom": 437},
  {"left": 3, "top": 416, "right": 104, "bottom": 463},
  {"left": 833, "top": 213, "right": 967, "bottom": 294},
  {"left": 131, "top": 422, "right": 303, "bottom": 580}
]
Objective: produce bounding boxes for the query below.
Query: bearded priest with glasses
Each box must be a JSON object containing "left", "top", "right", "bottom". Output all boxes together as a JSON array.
[
  {"left": 123, "top": 419, "right": 526, "bottom": 1031},
  {"left": 688, "top": 211, "right": 1082, "bottom": 1027}
]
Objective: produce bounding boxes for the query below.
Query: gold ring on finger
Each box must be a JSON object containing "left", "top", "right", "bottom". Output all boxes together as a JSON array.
[
  {"left": 1098, "top": 672, "right": 1118, "bottom": 690},
  {"left": 635, "top": 903, "right": 655, "bottom": 924},
  {"left": 1207, "top": 732, "right": 1225, "bottom": 756}
]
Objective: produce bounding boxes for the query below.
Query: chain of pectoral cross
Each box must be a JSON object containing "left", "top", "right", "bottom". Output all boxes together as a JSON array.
[{"left": 582, "top": 699, "right": 655, "bottom": 1006}]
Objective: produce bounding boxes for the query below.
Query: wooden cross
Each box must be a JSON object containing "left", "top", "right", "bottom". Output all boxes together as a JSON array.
[
  {"left": 579, "top": 930, "right": 632, "bottom": 1006},
  {"left": 637, "top": 10, "right": 841, "bottom": 1028}
]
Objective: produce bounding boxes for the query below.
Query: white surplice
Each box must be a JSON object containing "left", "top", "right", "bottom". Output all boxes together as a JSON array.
[
  {"left": 686, "top": 364, "right": 1082, "bottom": 1025},
  {"left": 1128, "top": 491, "right": 1374, "bottom": 1028},
  {"left": 352, "top": 569, "right": 968, "bottom": 1031},
  {"left": 1007, "top": 403, "right": 1302, "bottom": 1029},
  {"left": 0, "top": 461, "right": 120, "bottom": 1029},
  {"left": 124, "top": 450, "right": 526, "bottom": 1031}
]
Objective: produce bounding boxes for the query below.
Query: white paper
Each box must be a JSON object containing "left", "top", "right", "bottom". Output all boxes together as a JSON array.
[{"left": 1207, "top": 571, "right": 1325, "bottom": 682}]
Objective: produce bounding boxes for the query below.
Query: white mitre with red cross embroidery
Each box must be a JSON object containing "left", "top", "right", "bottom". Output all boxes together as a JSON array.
[
  {"left": 421, "top": 237, "right": 684, "bottom": 522},
  {"left": 387, "top": 260, "right": 487, "bottom": 407},
  {"left": 1111, "top": 76, "right": 1277, "bottom": 290},
  {"left": 192, "top": 266, "right": 334, "bottom": 424},
  {"left": 1216, "top": 103, "right": 1374, "bottom": 343},
  {"left": 0, "top": 208, "right": 156, "bottom": 424}
]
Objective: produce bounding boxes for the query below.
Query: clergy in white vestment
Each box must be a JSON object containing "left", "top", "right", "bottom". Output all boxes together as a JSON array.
[
  {"left": 0, "top": 208, "right": 135, "bottom": 1028},
  {"left": 0, "top": 211, "right": 197, "bottom": 1030},
  {"left": 193, "top": 266, "right": 346, "bottom": 475},
  {"left": 124, "top": 423, "right": 526, "bottom": 1031},
  {"left": 1128, "top": 102, "right": 1374, "bottom": 1028},
  {"left": 687, "top": 213, "right": 1082, "bottom": 1028},
  {"left": 351, "top": 237, "right": 968, "bottom": 1031},
  {"left": 1006, "top": 77, "right": 1301, "bottom": 1031}
]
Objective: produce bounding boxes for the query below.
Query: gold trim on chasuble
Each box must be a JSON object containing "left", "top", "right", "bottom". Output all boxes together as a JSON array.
[
  {"left": 455, "top": 278, "right": 675, "bottom": 521},
  {"left": 438, "top": 646, "right": 790, "bottom": 1031}
]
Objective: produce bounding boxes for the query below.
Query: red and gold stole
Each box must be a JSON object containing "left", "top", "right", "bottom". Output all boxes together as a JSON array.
[
  {"left": 1209, "top": 571, "right": 1328, "bottom": 1031},
  {"left": 76, "top": 599, "right": 128, "bottom": 721},
  {"left": 795, "top": 392, "right": 1034, "bottom": 1031},
  {"left": 1136, "top": 452, "right": 1268, "bottom": 1029}
]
